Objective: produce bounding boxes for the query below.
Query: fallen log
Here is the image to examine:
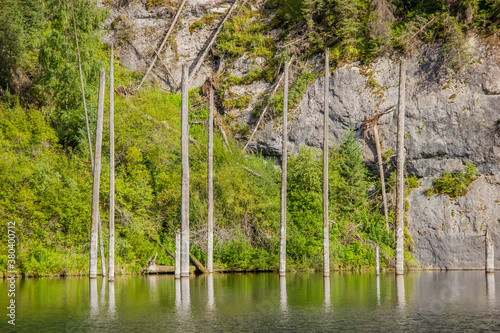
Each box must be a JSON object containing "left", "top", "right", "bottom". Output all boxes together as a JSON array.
[{"left": 149, "top": 237, "right": 207, "bottom": 274}]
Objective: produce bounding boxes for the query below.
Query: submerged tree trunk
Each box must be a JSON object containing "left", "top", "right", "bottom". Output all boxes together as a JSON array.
[
  {"left": 279, "top": 61, "right": 289, "bottom": 277},
  {"left": 486, "top": 227, "right": 495, "bottom": 273},
  {"left": 323, "top": 49, "right": 330, "bottom": 278},
  {"left": 175, "top": 231, "right": 181, "bottom": 279},
  {"left": 108, "top": 45, "right": 115, "bottom": 282},
  {"left": 373, "top": 124, "right": 389, "bottom": 232},
  {"left": 73, "top": 4, "right": 108, "bottom": 278},
  {"left": 395, "top": 59, "right": 406, "bottom": 276},
  {"left": 207, "top": 87, "right": 214, "bottom": 274},
  {"left": 90, "top": 70, "right": 106, "bottom": 279},
  {"left": 98, "top": 219, "right": 106, "bottom": 276},
  {"left": 180, "top": 64, "right": 190, "bottom": 278}
]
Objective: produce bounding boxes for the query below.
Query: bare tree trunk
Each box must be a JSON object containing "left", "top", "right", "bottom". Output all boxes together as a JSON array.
[
  {"left": 175, "top": 231, "right": 181, "bottom": 279},
  {"left": 207, "top": 87, "right": 214, "bottom": 274},
  {"left": 99, "top": 218, "right": 106, "bottom": 276},
  {"left": 395, "top": 59, "right": 406, "bottom": 276},
  {"left": 138, "top": 0, "right": 187, "bottom": 90},
  {"left": 150, "top": 236, "right": 206, "bottom": 273},
  {"left": 108, "top": 45, "right": 115, "bottom": 282},
  {"left": 279, "top": 61, "right": 289, "bottom": 277},
  {"left": 376, "top": 245, "right": 380, "bottom": 276},
  {"left": 73, "top": 2, "right": 108, "bottom": 278},
  {"left": 180, "top": 64, "right": 190, "bottom": 278},
  {"left": 188, "top": 0, "right": 240, "bottom": 83},
  {"left": 323, "top": 49, "right": 330, "bottom": 278},
  {"left": 90, "top": 70, "right": 106, "bottom": 279},
  {"left": 486, "top": 227, "right": 495, "bottom": 273},
  {"left": 373, "top": 124, "right": 389, "bottom": 232}
]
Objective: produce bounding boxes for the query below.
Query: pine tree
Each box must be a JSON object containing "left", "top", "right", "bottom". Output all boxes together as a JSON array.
[
  {"left": 0, "top": 0, "right": 26, "bottom": 91},
  {"left": 330, "top": 130, "right": 369, "bottom": 219}
]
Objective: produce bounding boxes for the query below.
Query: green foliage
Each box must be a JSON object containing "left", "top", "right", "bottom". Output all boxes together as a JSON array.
[
  {"left": 0, "top": 0, "right": 108, "bottom": 147},
  {"left": 382, "top": 148, "right": 394, "bottom": 162},
  {"left": 266, "top": 0, "right": 306, "bottom": 28},
  {"left": 330, "top": 130, "right": 369, "bottom": 218},
  {"left": 223, "top": 94, "right": 252, "bottom": 110},
  {"left": 189, "top": 14, "right": 221, "bottom": 34},
  {"left": 216, "top": 7, "right": 276, "bottom": 61},
  {"left": 268, "top": 70, "right": 318, "bottom": 117},
  {"left": 285, "top": 131, "right": 394, "bottom": 271},
  {"left": 426, "top": 161, "right": 477, "bottom": 197}
]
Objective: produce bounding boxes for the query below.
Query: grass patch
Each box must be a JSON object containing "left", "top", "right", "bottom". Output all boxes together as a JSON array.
[{"left": 425, "top": 162, "right": 477, "bottom": 197}]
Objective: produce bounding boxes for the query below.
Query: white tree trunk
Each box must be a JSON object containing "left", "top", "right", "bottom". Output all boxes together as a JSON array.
[
  {"left": 98, "top": 218, "right": 106, "bottom": 276},
  {"left": 323, "top": 49, "right": 330, "bottom": 278},
  {"left": 108, "top": 45, "right": 115, "bottom": 282},
  {"left": 90, "top": 70, "right": 106, "bottom": 279},
  {"left": 207, "top": 88, "right": 214, "bottom": 274},
  {"left": 395, "top": 59, "right": 406, "bottom": 276},
  {"left": 376, "top": 245, "right": 380, "bottom": 276},
  {"left": 279, "top": 62, "right": 289, "bottom": 277},
  {"left": 175, "top": 231, "right": 181, "bottom": 279},
  {"left": 486, "top": 227, "right": 495, "bottom": 273},
  {"left": 180, "top": 64, "right": 190, "bottom": 278}
]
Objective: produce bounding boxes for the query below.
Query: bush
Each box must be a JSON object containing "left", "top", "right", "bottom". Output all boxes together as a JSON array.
[{"left": 427, "top": 161, "right": 477, "bottom": 197}]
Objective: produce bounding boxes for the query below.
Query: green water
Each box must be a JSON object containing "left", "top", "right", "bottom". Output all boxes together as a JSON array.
[{"left": 1, "top": 271, "right": 498, "bottom": 332}]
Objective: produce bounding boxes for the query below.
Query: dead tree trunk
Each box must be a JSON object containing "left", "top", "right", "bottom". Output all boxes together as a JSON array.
[
  {"left": 180, "top": 64, "right": 190, "bottom": 278},
  {"left": 188, "top": 0, "right": 240, "bottom": 83},
  {"left": 175, "top": 231, "right": 181, "bottom": 279},
  {"left": 486, "top": 227, "right": 495, "bottom": 273},
  {"left": 323, "top": 49, "right": 330, "bottom": 278},
  {"left": 395, "top": 59, "right": 406, "bottom": 276},
  {"left": 361, "top": 107, "right": 395, "bottom": 232},
  {"left": 376, "top": 245, "right": 380, "bottom": 276},
  {"left": 108, "top": 45, "right": 115, "bottom": 282},
  {"left": 150, "top": 237, "right": 207, "bottom": 274},
  {"left": 89, "top": 70, "right": 106, "bottom": 279},
  {"left": 207, "top": 87, "right": 214, "bottom": 274},
  {"left": 373, "top": 125, "right": 389, "bottom": 232},
  {"left": 73, "top": 3, "right": 107, "bottom": 278},
  {"left": 279, "top": 61, "right": 289, "bottom": 277},
  {"left": 99, "top": 217, "right": 106, "bottom": 276},
  {"left": 138, "top": 0, "right": 187, "bottom": 90}
]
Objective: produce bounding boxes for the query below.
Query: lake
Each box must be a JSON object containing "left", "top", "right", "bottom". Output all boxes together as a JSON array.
[{"left": 1, "top": 271, "right": 498, "bottom": 332}]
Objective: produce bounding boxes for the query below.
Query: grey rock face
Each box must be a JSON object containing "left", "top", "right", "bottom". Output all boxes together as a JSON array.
[
  {"left": 407, "top": 176, "right": 500, "bottom": 270},
  {"left": 253, "top": 39, "right": 500, "bottom": 177},
  {"left": 100, "top": 0, "right": 230, "bottom": 90}
]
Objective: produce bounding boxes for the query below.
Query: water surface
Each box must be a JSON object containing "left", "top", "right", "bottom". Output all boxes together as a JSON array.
[{"left": 1, "top": 271, "right": 498, "bottom": 332}]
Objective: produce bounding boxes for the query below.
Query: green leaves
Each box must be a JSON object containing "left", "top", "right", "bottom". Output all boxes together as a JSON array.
[{"left": 427, "top": 161, "right": 477, "bottom": 197}]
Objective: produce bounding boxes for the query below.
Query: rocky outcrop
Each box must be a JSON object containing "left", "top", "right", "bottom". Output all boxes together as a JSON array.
[
  {"left": 253, "top": 38, "right": 500, "bottom": 178},
  {"left": 100, "top": 0, "right": 231, "bottom": 90},
  {"left": 407, "top": 176, "right": 500, "bottom": 270}
]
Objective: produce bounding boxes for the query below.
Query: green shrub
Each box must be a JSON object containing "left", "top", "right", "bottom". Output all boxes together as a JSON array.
[
  {"left": 223, "top": 94, "right": 252, "bottom": 110},
  {"left": 430, "top": 161, "right": 477, "bottom": 197}
]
